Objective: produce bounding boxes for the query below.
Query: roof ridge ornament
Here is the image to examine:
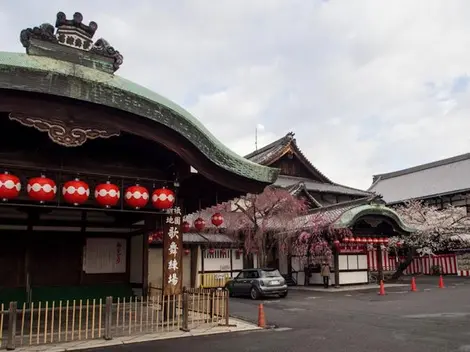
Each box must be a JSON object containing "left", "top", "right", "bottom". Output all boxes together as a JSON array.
[{"left": 20, "top": 11, "right": 123, "bottom": 73}]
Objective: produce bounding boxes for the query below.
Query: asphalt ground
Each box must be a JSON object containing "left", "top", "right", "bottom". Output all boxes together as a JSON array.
[{"left": 85, "top": 276, "right": 470, "bottom": 352}]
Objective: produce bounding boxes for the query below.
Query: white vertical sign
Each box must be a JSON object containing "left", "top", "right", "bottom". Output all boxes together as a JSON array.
[{"left": 84, "top": 238, "right": 127, "bottom": 274}]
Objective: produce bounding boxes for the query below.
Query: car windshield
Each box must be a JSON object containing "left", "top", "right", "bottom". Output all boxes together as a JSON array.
[{"left": 260, "top": 269, "right": 281, "bottom": 278}]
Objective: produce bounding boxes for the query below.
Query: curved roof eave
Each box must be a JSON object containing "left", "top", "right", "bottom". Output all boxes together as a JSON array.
[
  {"left": 0, "top": 51, "right": 279, "bottom": 185},
  {"left": 332, "top": 204, "right": 415, "bottom": 233}
]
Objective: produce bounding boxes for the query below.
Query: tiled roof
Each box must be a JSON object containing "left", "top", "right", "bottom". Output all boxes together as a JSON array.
[
  {"left": 244, "top": 132, "right": 332, "bottom": 183},
  {"left": 275, "top": 175, "right": 373, "bottom": 197},
  {"left": 297, "top": 195, "right": 381, "bottom": 228},
  {"left": 284, "top": 182, "right": 322, "bottom": 208},
  {"left": 368, "top": 153, "right": 470, "bottom": 204},
  {"left": 0, "top": 51, "right": 278, "bottom": 185},
  {"left": 149, "top": 233, "right": 236, "bottom": 245},
  {"left": 244, "top": 133, "right": 373, "bottom": 197}
]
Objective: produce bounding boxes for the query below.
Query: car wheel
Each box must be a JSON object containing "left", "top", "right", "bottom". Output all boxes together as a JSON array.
[
  {"left": 250, "top": 287, "right": 260, "bottom": 300},
  {"left": 279, "top": 291, "right": 288, "bottom": 298}
]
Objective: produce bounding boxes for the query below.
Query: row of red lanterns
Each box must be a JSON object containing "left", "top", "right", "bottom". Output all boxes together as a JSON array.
[
  {"left": 0, "top": 172, "right": 175, "bottom": 210},
  {"left": 180, "top": 213, "right": 224, "bottom": 233},
  {"left": 333, "top": 237, "right": 390, "bottom": 246}
]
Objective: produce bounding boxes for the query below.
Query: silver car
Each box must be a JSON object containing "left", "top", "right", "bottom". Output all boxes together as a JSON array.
[{"left": 225, "top": 268, "right": 288, "bottom": 300}]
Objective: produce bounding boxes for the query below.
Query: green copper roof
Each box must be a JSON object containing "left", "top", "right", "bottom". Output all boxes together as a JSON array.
[
  {"left": 0, "top": 51, "right": 279, "bottom": 184},
  {"left": 333, "top": 203, "right": 415, "bottom": 233}
]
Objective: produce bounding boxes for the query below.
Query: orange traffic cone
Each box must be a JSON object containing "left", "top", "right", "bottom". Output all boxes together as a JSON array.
[
  {"left": 258, "top": 304, "right": 266, "bottom": 328},
  {"left": 410, "top": 277, "right": 417, "bottom": 292},
  {"left": 378, "top": 280, "right": 386, "bottom": 296},
  {"left": 438, "top": 275, "right": 445, "bottom": 289}
]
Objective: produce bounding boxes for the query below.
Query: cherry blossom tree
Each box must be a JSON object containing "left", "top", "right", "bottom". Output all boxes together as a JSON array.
[
  {"left": 222, "top": 186, "right": 308, "bottom": 267},
  {"left": 389, "top": 200, "right": 470, "bottom": 279},
  {"left": 290, "top": 214, "right": 352, "bottom": 269}
]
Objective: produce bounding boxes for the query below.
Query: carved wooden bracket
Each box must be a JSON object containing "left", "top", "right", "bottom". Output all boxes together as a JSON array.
[{"left": 9, "top": 112, "right": 120, "bottom": 147}]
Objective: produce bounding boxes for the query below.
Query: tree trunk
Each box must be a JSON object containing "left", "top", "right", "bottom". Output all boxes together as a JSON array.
[{"left": 389, "top": 247, "right": 415, "bottom": 281}]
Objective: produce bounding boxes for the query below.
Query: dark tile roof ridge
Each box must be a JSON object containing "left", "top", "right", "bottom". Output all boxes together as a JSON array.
[
  {"left": 329, "top": 181, "right": 374, "bottom": 194},
  {"left": 278, "top": 175, "right": 372, "bottom": 195},
  {"left": 309, "top": 194, "right": 379, "bottom": 214},
  {"left": 244, "top": 131, "right": 332, "bottom": 183},
  {"left": 244, "top": 132, "right": 294, "bottom": 159},
  {"left": 288, "top": 181, "right": 323, "bottom": 208},
  {"left": 385, "top": 186, "right": 470, "bottom": 205},
  {"left": 372, "top": 152, "right": 470, "bottom": 182}
]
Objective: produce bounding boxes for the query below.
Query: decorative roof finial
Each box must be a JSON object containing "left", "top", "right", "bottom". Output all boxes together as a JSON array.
[{"left": 19, "top": 11, "right": 123, "bottom": 73}]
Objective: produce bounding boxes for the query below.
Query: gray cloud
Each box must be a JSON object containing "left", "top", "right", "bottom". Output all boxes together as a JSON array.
[{"left": 2, "top": 0, "right": 470, "bottom": 189}]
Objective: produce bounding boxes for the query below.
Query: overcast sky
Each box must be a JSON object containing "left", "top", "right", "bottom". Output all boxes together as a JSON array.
[{"left": 2, "top": 1, "right": 470, "bottom": 190}]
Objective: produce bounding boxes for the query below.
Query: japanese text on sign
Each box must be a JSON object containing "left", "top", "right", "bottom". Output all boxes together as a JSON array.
[{"left": 163, "top": 206, "right": 183, "bottom": 294}]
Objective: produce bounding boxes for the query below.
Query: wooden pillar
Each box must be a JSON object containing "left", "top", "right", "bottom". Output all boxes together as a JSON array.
[
  {"left": 376, "top": 244, "right": 384, "bottom": 282},
  {"left": 333, "top": 247, "right": 340, "bottom": 288},
  {"left": 229, "top": 248, "right": 234, "bottom": 278},
  {"left": 79, "top": 211, "right": 87, "bottom": 285},
  {"left": 287, "top": 238, "right": 292, "bottom": 277},
  {"left": 143, "top": 215, "right": 156, "bottom": 297},
  {"left": 25, "top": 210, "right": 37, "bottom": 305},
  {"left": 190, "top": 245, "right": 198, "bottom": 288}
]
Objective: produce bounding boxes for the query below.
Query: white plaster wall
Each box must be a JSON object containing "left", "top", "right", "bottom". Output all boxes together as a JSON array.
[
  {"left": 182, "top": 250, "right": 191, "bottom": 288},
  {"left": 308, "top": 273, "right": 336, "bottom": 285},
  {"left": 148, "top": 248, "right": 163, "bottom": 288},
  {"left": 202, "top": 249, "right": 231, "bottom": 271},
  {"left": 130, "top": 235, "right": 143, "bottom": 284},
  {"left": 340, "top": 254, "right": 368, "bottom": 270},
  {"left": 339, "top": 271, "right": 368, "bottom": 285},
  {"left": 148, "top": 248, "right": 191, "bottom": 289}
]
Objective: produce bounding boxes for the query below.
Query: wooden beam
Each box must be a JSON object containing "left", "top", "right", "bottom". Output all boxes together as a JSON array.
[{"left": 0, "top": 217, "right": 144, "bottom": 229}]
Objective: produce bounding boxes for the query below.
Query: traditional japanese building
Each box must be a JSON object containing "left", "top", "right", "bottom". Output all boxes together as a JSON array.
[
  {"left": 369, "top": 152, "right": 470, "bottom": 211},
  {"left": 180, "top": 132, "right": 414, "bottom": 287},
  {"left": 245, "top": 133, "right": 414, "bottom": 286},
  {"left": 245, "top": 132, "right": 373, "bottom": 207},
  {"left": 0, "top": 11, "right": 278, "bottom": 305}
]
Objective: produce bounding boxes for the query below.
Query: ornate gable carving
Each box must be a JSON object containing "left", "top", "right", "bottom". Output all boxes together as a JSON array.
[{"left": 9, "top": 112, "right": 120, "bottom": 147}]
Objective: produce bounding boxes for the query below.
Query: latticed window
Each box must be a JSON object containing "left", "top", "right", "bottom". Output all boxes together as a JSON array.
[{"left": 204, "top": 249, "right": 230, "bottom": 259}]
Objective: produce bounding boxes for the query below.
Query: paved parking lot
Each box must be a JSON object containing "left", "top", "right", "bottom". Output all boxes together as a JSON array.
[{"left": 86, "top": 276, "right": 470, "bottom": 352}]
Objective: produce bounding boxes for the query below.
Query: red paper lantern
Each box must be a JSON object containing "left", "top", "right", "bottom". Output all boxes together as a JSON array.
[
  {"left": 377, "top": 238, "right": 384, "bottom": 244},
  {"left": 383, "top": 238, "right": 389, "bottom": 245},
  {"left": 151, "top": 188, "right": 175, "bottom": 210},
  {"left": 367, "top": 237, "right": 373, "bottom": 244},
  {"left": 27, "top": 175, "right": 57, "bottom": 203},
  {"left": 194, "top": 217, "right": 205, "bottom": 231},
  {"left": 208, "top": 248, "right": 215, "bottom": 255},
  {"left": 396, "top": 241, "right": 402, "bottom": 247},
  {"left": 221, "top": 248, "right": 227, "bottom": 255},
  {"left": 343, "top": 237, "right": 350, "bottom": 243},
  {"left": 62, "top": 178, "right": 90, "bottom": 206},
  {"left": 148, "top": 234, "right": 154, "bottom": 244},
  {"left": 181, "top": 221, "right": 191, "bottom": 233},
  {"left": 350, "top": 237, "right": 356, "bottom": 244},
  {"left": 184, "top": 248, "right": 190, "bottom": 256},
  {"left": 372, "top": 238, "right": 379, "bottom": 244},
  {"left": 125, "top": 184, "right": 149, "bottom": 209},
  {"left": 95, "top": 181, "right": 120, "bottom": 208},
  {"left": 333, "top": 240, "right": 340, "bottom": 247},
  {"left": 211, "top": 212, "right": 224, "bottom": 227},
  {"left": 155, "top": 230, "right": 164, "bottom": 240},
  {"left": 0, "top": 171, "right": 21, "bottom": 201}
]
